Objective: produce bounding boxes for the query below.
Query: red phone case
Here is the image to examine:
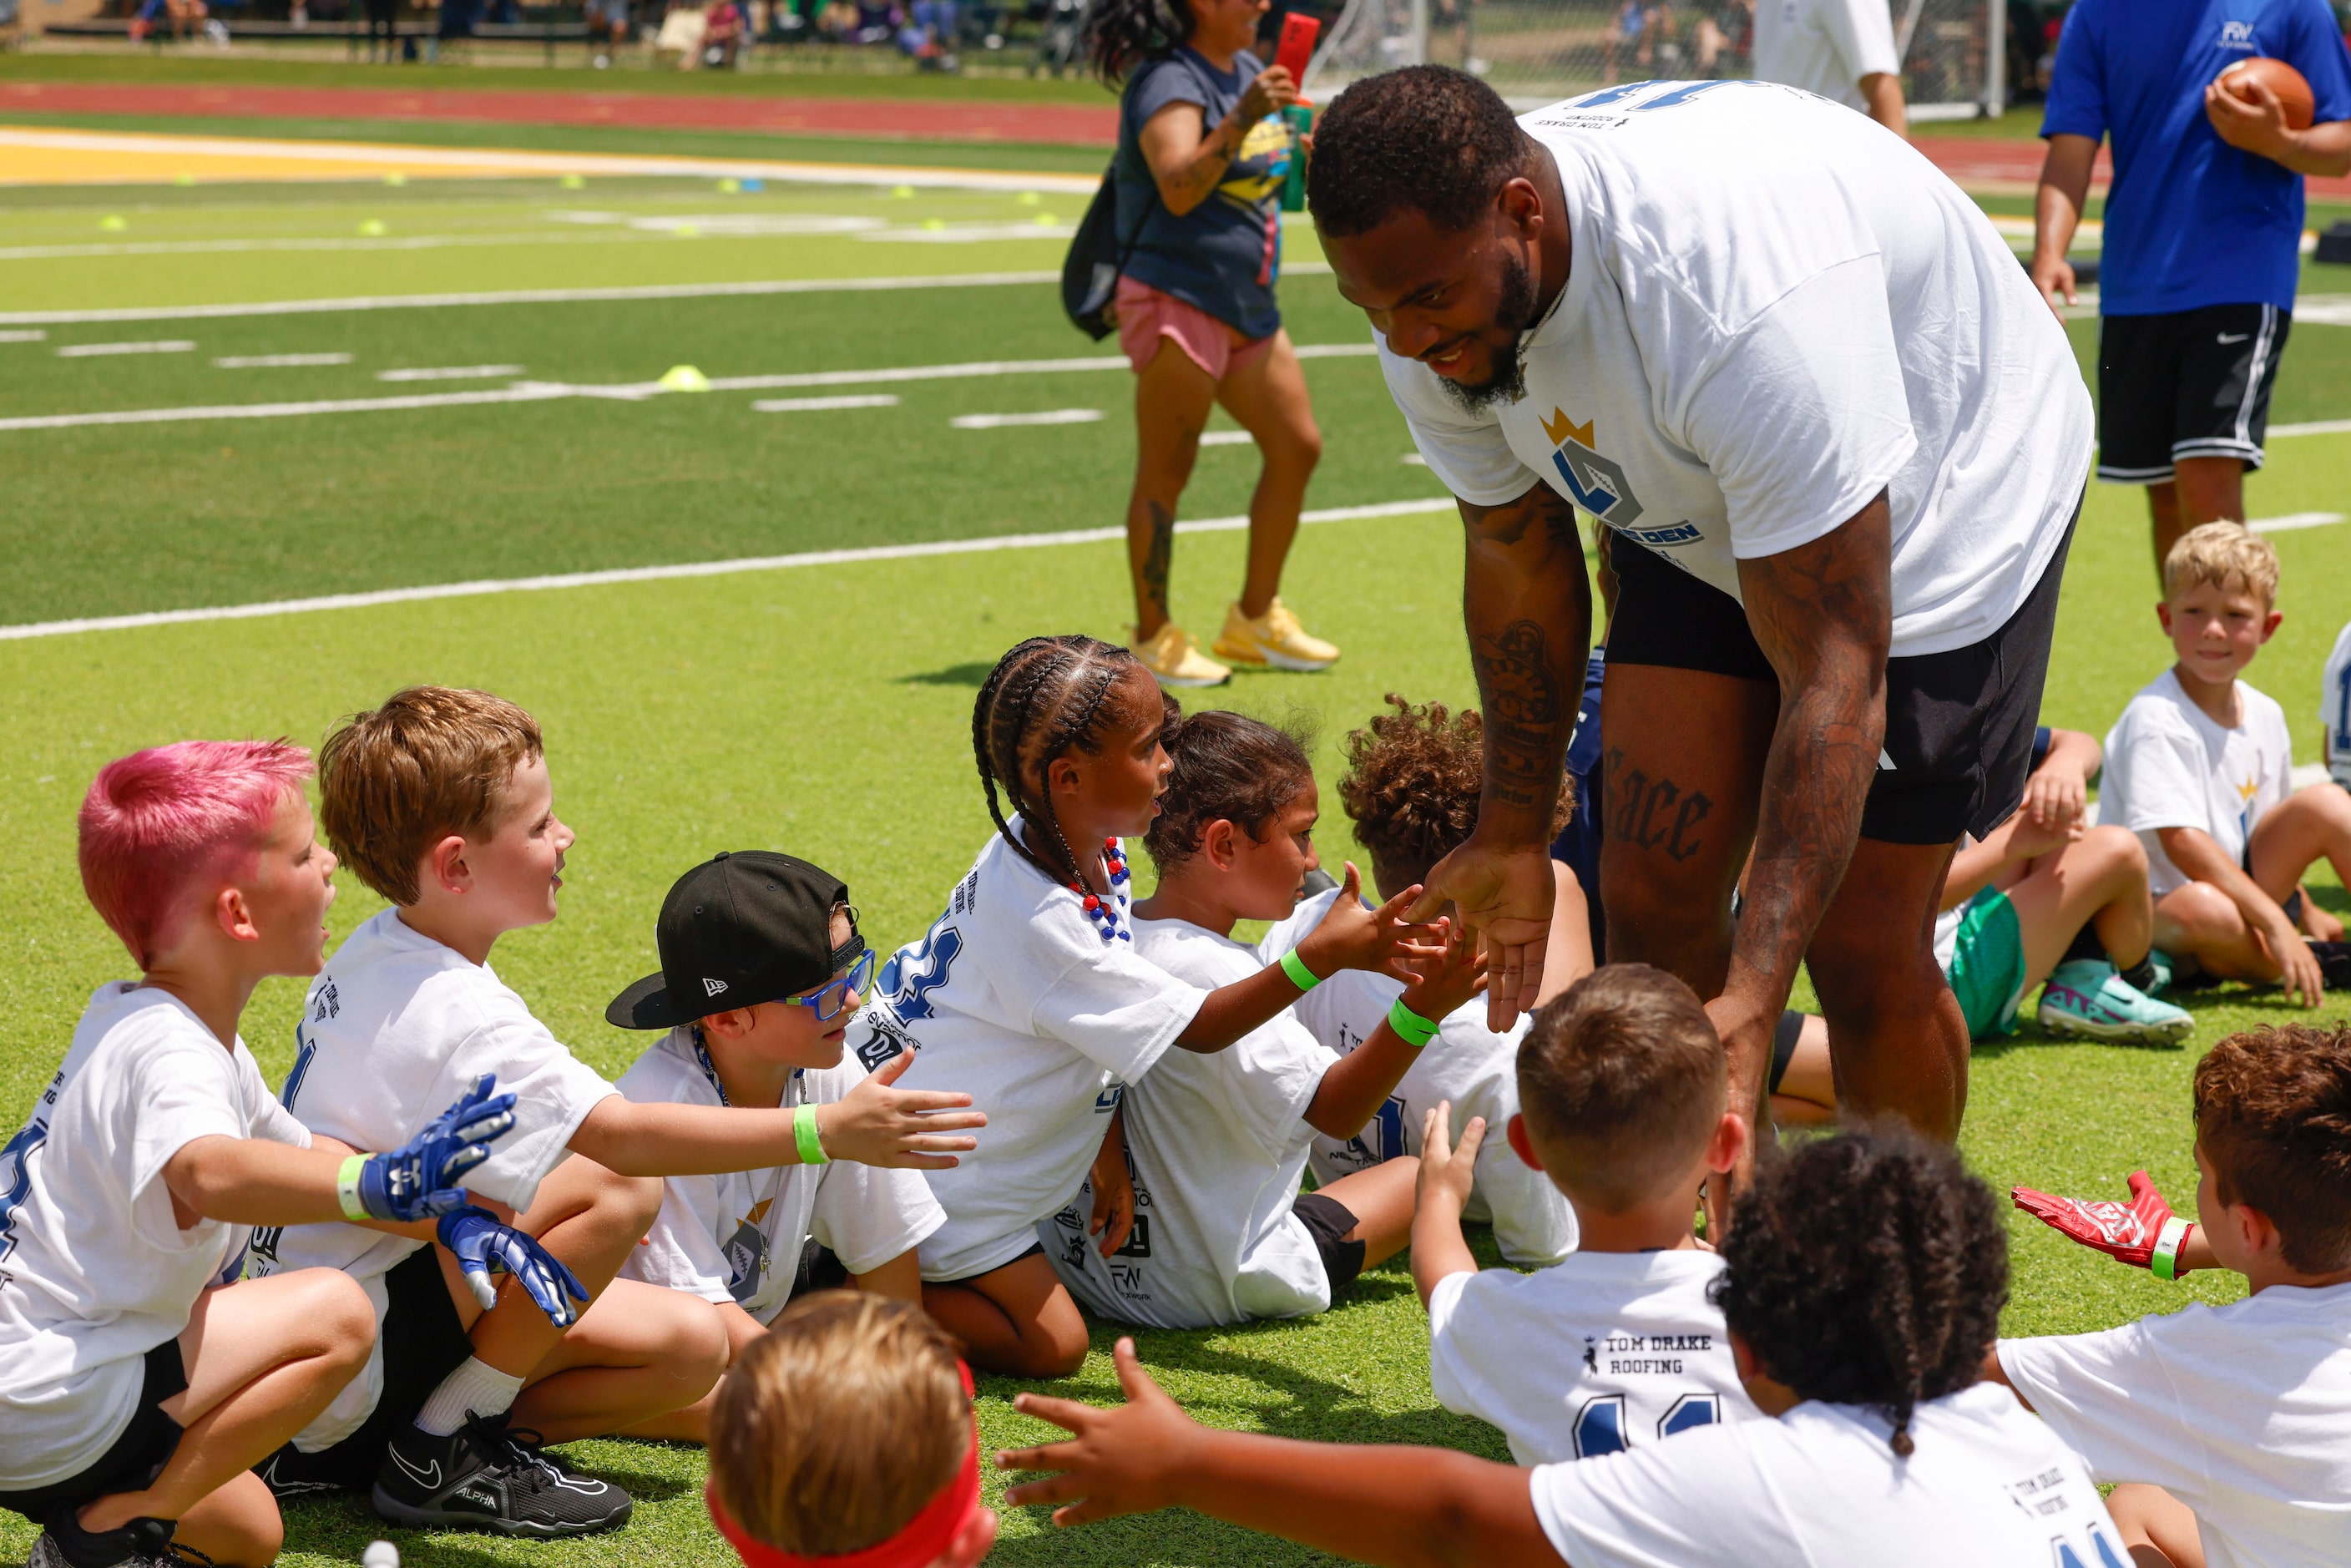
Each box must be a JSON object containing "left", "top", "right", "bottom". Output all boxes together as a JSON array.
[{"left": 1273, "top": 12, "right": 1319, "bottom": 98}]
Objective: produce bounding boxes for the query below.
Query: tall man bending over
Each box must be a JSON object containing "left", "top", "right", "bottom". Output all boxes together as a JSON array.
[
  {"left": 2031, "top": 0, "right": 2351, "bottom": 574},
  {"left": 1307, "top": 69, "right": 2091, "bottom": 1148}
]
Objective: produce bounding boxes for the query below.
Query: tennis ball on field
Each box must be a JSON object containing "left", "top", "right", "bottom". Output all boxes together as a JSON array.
[
  {"left": 384, "top": 172, "right": 408, "bottom": 186},
  {"left": 559, "top": 173, "right": 587, "bottom": 190},
  {"left": 1016, "top": 190, "right": 1042, "bottom": 205},
  {"left": 359, "top": 220, "right": 388, "bottom": 236},
  {"left": 718, "top": 177, "right": 741, "bottom": 194},
  {"left": 922, "top": 218, "right": 947, "bottom": 231},
  {"left": 99, "top": 215, "right": 127, "bottom": 231},
  {"left": 891, "top": 185, "right": 916, "bottom": 198},
  {"left": 659, "top": 365, "right": 712, "bottom": 393}
]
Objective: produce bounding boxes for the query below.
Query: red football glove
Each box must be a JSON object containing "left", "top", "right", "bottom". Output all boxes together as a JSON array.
[{"left": 2011, "top": 1170, "right": 2177, "bottom": 1269}]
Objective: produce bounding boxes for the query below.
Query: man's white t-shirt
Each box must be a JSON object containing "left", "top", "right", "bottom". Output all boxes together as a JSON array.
[
  {"left": 1261, "top": 889, "right": 1576, "bottom": 1267},
  {"left": 615, "top": 1028, "right": 943, "bottom": 1324},
  {"left": 847, "top": 823, "right": 1210, "bottom": 1284},
  {"left": 1041, "top": 917, "right": 1338, "bottom": 1329},
  {"left": 1752, "top": 0, "right": 1902, "bottom": 113},
  {"left": 1380, "top": 79, "right": 2091, "bottom": 660},
  {"left": 1428, "top": 1250, "right": 1755, "bottom": 1465},
  {"left": 1999, "top": 1283, "right": 2351, "bottom": 1568},
  {"left": 250, "top": 907, "right": 619, "bottom": 1449},
  {"left": 1530, "top": 1383, "right": 2126, "bottom": 1567},
  {"left": 2319, "top": 620, "right": 2351, "bottom": 789},
  {"left": 0, "top": 985, "right": 311, "bottom": 1490},
  {"left": 2101, "top": 670, "right": 2295, "bottom": 897}
]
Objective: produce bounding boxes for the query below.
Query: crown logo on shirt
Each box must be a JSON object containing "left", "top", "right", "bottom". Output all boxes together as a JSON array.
[
  {"left": 1541, "top": 407, "right": 1596, "bottom": 450},
  {"left": 704, "top": 977, "right": 729, "bottom": 996}
]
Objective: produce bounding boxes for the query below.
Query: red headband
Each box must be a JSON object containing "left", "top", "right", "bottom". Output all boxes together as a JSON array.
[{"left": 708, "top": 1362, "right": 981, "bottom": 1568}]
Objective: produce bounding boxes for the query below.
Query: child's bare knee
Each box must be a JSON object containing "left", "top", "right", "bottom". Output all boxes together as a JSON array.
[
  {"left": 2166, "top": 881, "right": 2242, "bottom": 938},
  {"left": 309, "top": 1271, "right": 378, "bottom": 1368},
  {"left": 2085, "top": 823, "right": 2147, "bottom": 873}
]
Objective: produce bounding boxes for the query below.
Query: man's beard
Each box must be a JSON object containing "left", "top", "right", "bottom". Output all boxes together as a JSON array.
[{"left": 1433, "top": 250, "right": 1540, "bottom": 417}]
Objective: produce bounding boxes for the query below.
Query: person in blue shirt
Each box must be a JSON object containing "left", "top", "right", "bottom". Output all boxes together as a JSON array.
[{"left": 2030, "top": 0, "right": 2351, "bottom": 578}]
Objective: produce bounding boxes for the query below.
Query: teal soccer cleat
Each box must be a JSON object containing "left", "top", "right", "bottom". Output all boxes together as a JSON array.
[{"left": 2036, "top": 960, "right": 2194, "bottom": 1045}]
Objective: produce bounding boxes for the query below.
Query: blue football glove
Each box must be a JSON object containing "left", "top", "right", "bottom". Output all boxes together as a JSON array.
[
  {"left": 436, "top": 1207, "right": 591, "bottom": 1327},
  {"left": 357, "top": 1075, "right": 516, "bottom": 1222}
]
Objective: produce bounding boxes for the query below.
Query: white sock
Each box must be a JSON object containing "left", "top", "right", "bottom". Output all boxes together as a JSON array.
[{"left": 413, "top": 1357, "right": 525, "bottom": 1438}]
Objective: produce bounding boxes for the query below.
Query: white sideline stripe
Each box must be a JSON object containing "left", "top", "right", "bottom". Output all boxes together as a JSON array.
[
  {"left": 2268, "top": 417, "right": 2351, "bottom": 438},
  {"left": 0, "top": 264, "right": 1333, "bottom": 328},
  {"left": 0, "top": 329, "right": 46, "bottom": 342},
  {"left": 0, "top": 231, "right": 708, "bottom": 261},
  {"left": 1198, "top": 430, "right": 1253, "bottom": 446},
  {"left": 214, "top": 352, "right": 352, "bottom": 368},
  {"left": 0, "top": 498, "right": 1457, "bottom": 643},
  {"left": 752, "top": 394, "right": 899, "bottom": 412},
  {"left": 0, "top": 384, "right": 575, "bottom": 432},
  {"left": 950, "top": 408, "right": 1102, "bottom": 428},
  {"left": 377, "top": 364, "right": 523, "bottom": 382},
  {"left": 56, "top": 339, "right": 193, "bottom": 357},
  {"left": 2248, "top": 511, "right": 2346, "bottom": 534}
]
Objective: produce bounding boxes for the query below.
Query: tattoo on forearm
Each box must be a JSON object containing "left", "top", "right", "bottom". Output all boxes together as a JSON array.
[
  {"left": 1474, "top": 620, "right": 1565, "bottom": 810},
  {"left": 1462, "top": 486, "right": 1578, "bottom": 548},
  {"left": 1602, "top": 748, "right": 1713, "bottom": 862},
  {"left": 1140, "top": 501, "right": 1173, "bottom": 620}
]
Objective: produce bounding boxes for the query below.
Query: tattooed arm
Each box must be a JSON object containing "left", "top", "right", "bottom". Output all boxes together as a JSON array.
[
  {"left": 1718, "top": 492, "right": 1893, "bottom": 1136},
  {"left": 1138, "top": 68, "right": 1299, "bottom": 217},
  {"left": 1409, "top": 480, "right": 1594, "bottom": 1028}
]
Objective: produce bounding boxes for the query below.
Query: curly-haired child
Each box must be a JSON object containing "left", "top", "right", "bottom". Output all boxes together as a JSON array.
[
  {"left": 998, "top": 1125, "right": 2126, "bottom": 1567},
  {"left": 1998, "top": 1021, "right": 2351, "bottom": 1568},
  {"left": 1258, "top": 694, "right": 1580, "bottom": 1265}
]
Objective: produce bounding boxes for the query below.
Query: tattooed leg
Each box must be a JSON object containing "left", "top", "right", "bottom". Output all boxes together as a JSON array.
[
  {"left": 1126, "top": 337, "right": 1217, "bottom": 639},
  {"left": 1805, "top": 836, "right": 1967, "bottom": 1139},
  {"left": 1595, "top": 661, "right": 1776, "bottom": 998}
]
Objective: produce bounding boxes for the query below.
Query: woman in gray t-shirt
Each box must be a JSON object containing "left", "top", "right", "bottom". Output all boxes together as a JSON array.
[{"left": 1087, "top": 0, "right": 1338, "bottom": 689}]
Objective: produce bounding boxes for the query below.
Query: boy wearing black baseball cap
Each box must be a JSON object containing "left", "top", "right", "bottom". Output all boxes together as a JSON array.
[{"left": 607, "top": 852, "right": 953, "bottom": 1445}]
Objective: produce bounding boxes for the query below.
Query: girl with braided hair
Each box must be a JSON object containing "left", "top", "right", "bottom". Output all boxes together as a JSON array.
[
  {"left": 846, "top": 635, "right": 1444, "bottom": 1376},
  {"left": 994, "top": 1124, "right": 2131, "bottom": 1568}
]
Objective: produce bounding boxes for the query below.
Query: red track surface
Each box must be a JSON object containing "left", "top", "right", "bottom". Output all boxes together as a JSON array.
[{"left": 8, "top": 81, "right": 2351, "bottom": 195}]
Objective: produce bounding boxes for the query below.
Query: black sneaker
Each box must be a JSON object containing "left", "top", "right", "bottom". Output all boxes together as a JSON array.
[
  {"left": 371, "top": 1412, "right": 632, "bottom": 1537},
  {"left": 2308, "top": 940, "right": 2351, "bottom": 989},
  {"left": 255, "top": 1444, "right": 349, "bottom": 1502},
  {"left": 30, "top": 1510, "right": 205, "bottom": 1568}
]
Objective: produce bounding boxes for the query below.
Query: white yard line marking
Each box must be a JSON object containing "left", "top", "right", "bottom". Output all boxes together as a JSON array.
[
  {"left": 752, "top": 393, "right": 901, "bottom": 412},
  {"left": 0, "top": 232, "right": 737, "bottom": 262},
  {"left": 55, "top": 339, "right": 194, "bottom": 357},
  {"left": 0, "top": 264, "right": 1333, "bottom": 328},
  {"left": 950, "top": 408, "right": 1103, "bottom": 428},
  {"left": 2268, "top": 417, "right": 2351, "bottom": 438},
  {"left": 377, "top": 364, "right": 524, "bottom": 382},
  {"left": 1198, "top": 430, "right": 1253, "bottom": 446},
  {"left": 0, "top": 329, "right": 46, "bottom": 342},
  {"left": 862, "top": 222, "right": 1079, "bottom": 244},
  {"left": 0, "top": 497, "right": 1456, "bottom": 643},
  {"left": 0, "top": 384, "right": 574, "bottom": 433},
  {"left": 214, "top": 352, "right": 354, "bottom": 368},
  {"left": 2247, "top": 511, "right": 2346, "bottom": 533}
]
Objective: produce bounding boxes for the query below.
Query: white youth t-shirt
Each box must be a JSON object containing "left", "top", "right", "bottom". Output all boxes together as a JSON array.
[
  {"left": 1261, "top": 890, "right": 1577, "bottom": 1267},
  {"left": 0, "top": 984, "right": 310, "bottom": 1490},
  {"left": 2319, "top": 620, "right": 2351, "bottom": 789},
  {"left": 846, "top": 824, "right": 1211, "bottom": 1284},
  {"left": 1427, "top": 1250, "right": 1755, "bottom": 1465},
  {"left": 2100, "top": 670, "right": 2295, "bottom": 897},
  {"left": 250, "top": 908, "right": 619, "bottom": 1449},
  {"left": 1752, "top": 0, "right": 1902, "bottom": 113},
  {"left": 616, "top": 1029, "right": 943, "bottom": 1324},
  {"left": 2000, "top": 1283, "right": 2351, "bottom": 1568},
  {"left": 1531, "top": 1383, "right": 2125, "bottom": 1568},
  {"left": 1379, "top": 79, "right": 2091, "bottom": 660},
  {"left": 1041, "top": 917, "right": 1338, "bottom": 1329}
]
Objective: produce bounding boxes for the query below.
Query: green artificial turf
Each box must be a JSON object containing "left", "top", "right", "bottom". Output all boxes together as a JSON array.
[{"left": 1, "top": 165, "right": 2349, "bottom": 1568}]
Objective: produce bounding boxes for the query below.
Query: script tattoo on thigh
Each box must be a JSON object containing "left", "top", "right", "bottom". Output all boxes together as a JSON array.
[
  {"left": 1476, "top": 620, "right": 1565, "bottom": 810},
  {"left": 1602, "top": 747, "right": 1713, "bottom": 862},
  {"left": 1141, "top": 501, "right": 1174, "bottom": 620}
]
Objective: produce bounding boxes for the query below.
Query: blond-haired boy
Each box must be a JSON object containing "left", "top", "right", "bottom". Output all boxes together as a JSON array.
[{"left": 2101, "top": 524, "right": 2351, "bottom": 1004}]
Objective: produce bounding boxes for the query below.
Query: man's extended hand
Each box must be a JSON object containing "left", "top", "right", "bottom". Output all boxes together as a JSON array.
[
  {"left": 1408, "top": 836, "right": 1556, "bottom": 1030},
  {"left": 1000, "top": 1338, "right": 1203, "bottom": 1527}
]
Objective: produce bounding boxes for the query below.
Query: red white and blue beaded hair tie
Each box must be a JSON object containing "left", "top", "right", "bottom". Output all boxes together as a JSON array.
[{"left": 1071, "top": 838, "right": 1132, "bottom": 944}]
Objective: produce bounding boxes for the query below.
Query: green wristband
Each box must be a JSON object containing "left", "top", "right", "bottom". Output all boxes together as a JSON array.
[
  {"left": 1279, "top": 948, "right": 1322, "bottom": 993},
  {"left": 1388, "top": 996, "right": 1440, "bottom": 1050},
  {"left": 2151, "top": 1216, "right": 2192, "bottom": 1282},
  {"left": 336, "top": 1155, "right": 370, "bottom": 1222},
  {"left": 794, "top": 1102, "right": 830, "bottom": 1166}
]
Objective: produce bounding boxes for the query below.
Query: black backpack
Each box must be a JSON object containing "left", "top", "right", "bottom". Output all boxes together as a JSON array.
[{"left": 1062, "top": 53, "right": 1211, "bottom": 340}]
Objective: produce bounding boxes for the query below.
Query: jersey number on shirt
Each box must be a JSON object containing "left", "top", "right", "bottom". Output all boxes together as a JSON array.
[
  {"left": 0, "top": 1116, "right": 50, "bottom": 1268},
  {"left": 1341, "top": 1095, "right": 1409, "bottom": 1166},
  {"left": 879, "top": 917, "right": 963, "bottom": 1022},
  {"left": 1570, "top": 1391, "right": 1722, "bottom": 1458},
  {"left": 2333, "top": 658, "right": 2351, "bottom": 755},
  {"left": 2053, "top": 1525, "right": 2131, "bottom": 1568},
  {"left": 249, "top": 1024, "right": 321, "bottom": 1273}
]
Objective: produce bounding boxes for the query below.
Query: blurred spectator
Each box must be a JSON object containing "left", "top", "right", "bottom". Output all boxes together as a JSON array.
[
  {"left": 362, "top": 0, "right": 399, "bottom": 58},
  {"left": 704, "top": 0, "right": 745, "bottom": 63},
  {"left": 817, "top": 0, "right": 857, "bottom": 37},
  {"left": 1602, "top": 0, "right": 1644, "bottom": 83},
  {"left": 897, "top": 0, "right": 956, "bottom": 62},
  {"left": 1752, "top": 0, "right": 1909, "bottom": 136},
  {"left": 1, "top": 0, "right": 23, "bottom": 48},
  {"left": 590, "top": 0, "right": 631, "bottom": 63}
]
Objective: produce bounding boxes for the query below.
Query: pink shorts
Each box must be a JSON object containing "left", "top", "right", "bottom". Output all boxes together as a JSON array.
[{"left": 1115, "top": 276, "right": 1274, "bottom": 382}]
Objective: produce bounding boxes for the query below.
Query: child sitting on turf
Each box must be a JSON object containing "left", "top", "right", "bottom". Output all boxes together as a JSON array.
[
  {"left": 1412, "top": 964, "right": 1754, "bottom": 1464},
  {"left": 998, "top": 1125, "right": 2127, "bottom": 1568},
  {"left": 0, "top": 741, "right": 561, "bottom": 1568},
  {"left": 1996, "top": 1021, "right": 2351, "bottom": 1568},
  {"left": 252, "top": 686, "right": 981, "bottom": 1537},
  {"left": 1260, "top": 695, "right": 1580, "bottom": 1266},
  {"left": 852, "top": 635, "right": 1443, "bottom": 1378},
  {"left": 2101, "top": 523, "right": 2351, "bottom": 1005},
  {"left": 606, "top": 851, "right": 946, "bottom": 1444},
  {"left": 1043, "top": 710, "right": 1484, "bottom": 1329},
  {"left": 2323, "top": 614, "right": 2351, "bottom": 791},
  {"left": 706, "top": 1292, "right": 995, "bottom": 1568}
]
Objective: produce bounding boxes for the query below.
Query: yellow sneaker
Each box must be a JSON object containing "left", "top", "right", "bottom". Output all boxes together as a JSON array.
[
  {"left": 1130, "top": 622, "right": 1231, "bottom": 688},
  {"left": 1211, "top": 597, "right": 1340, "bottom": 672}
]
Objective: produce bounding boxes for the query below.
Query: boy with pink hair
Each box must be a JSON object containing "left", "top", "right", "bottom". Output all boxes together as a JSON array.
[{"left": 0, "top": 741, "right": 566, "bottom": 1568}]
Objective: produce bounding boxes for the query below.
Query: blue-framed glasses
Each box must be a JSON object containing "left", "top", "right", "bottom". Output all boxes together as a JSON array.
[{"left": 781, "top": 947, "right": 875, "bottom": 1022}]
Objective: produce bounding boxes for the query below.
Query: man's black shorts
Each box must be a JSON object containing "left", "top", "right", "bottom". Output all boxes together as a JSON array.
[
  {"left": 0, "top": 1339, "right": 187, "bottom": 1525},
  {"left": 2096, "top": 304, "right": 2291, "bottom": 484},
  {"left": 1606, "top": 511, "right": 2076, "bottom": 846},
  {"left": 1291, "top": 1191, "right": 1367, "bottom": 1295}
]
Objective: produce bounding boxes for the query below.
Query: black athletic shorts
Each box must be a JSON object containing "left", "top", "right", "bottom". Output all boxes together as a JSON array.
[
  {"left": 1769, "top": 1009, "right": 1806, "bottom": 1096},
  {"left": 2096, "top": 303, "right": 2291, "bottom": 484},
  {"left": 1291, "top": 1191, "right": 1368, "bottom": 1295},
  {"left": 0, "top": 1339, "right": 187, "bottom": 1525},
  {"left": 257, "top": 1246, "right": 473, "bottom": 1495},
  {"left": 1605, "top": 509, "right": 2075, "bottom": 845}
]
